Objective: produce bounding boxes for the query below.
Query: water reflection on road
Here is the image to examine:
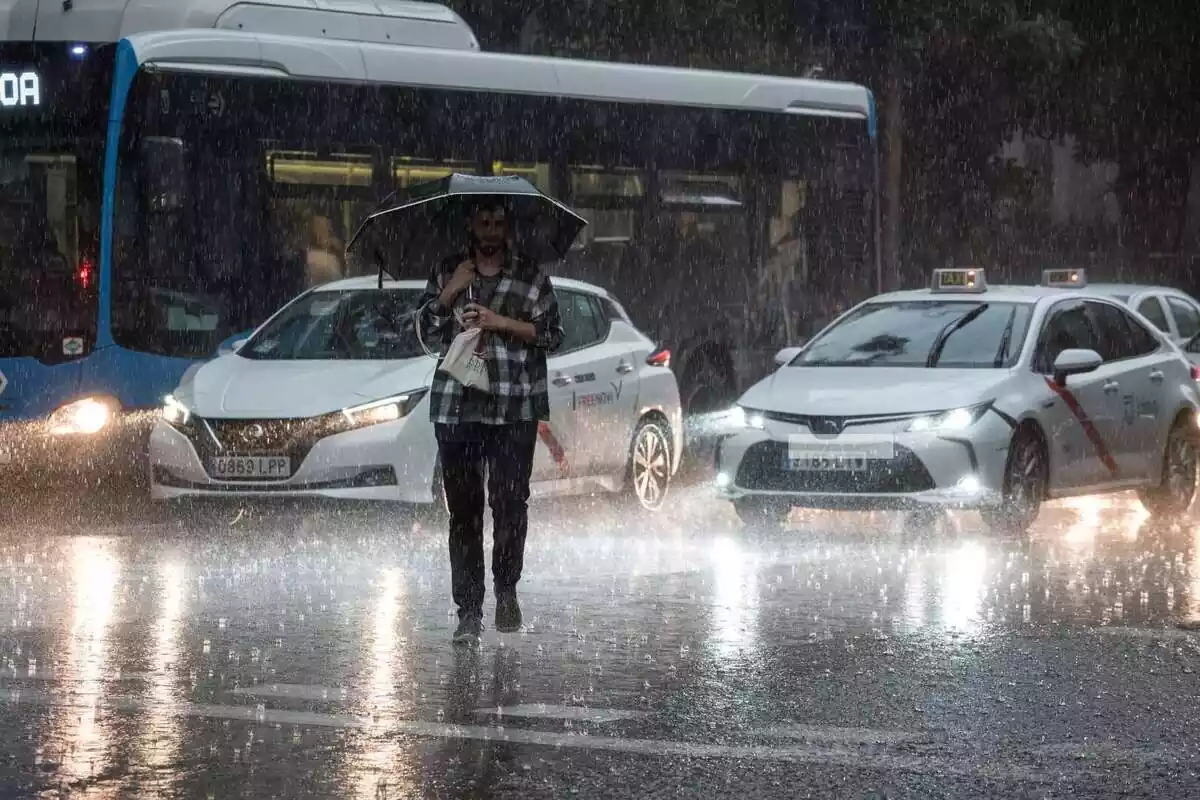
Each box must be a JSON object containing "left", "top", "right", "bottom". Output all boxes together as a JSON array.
[{"left": 0, "top": 488, "right": 1198, "bottom": 795}]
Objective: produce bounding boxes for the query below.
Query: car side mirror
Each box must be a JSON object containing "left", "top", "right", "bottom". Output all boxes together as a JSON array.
[
  {"left": 1052, "top": 348, "right": 1102, "bottom": 386},
  {"left": 774, "top": 345, "right": 804, "bottom": 366},
  {"left": 217, "top": 332, "right": 252, "bottom": 357}
]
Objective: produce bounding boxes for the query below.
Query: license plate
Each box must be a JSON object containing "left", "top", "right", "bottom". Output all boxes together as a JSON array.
[
  {"left": 786, "top": 453, "right": 867, "bottom": 471},
  {"left": 211, "top": 455, "right": 291, "bottom": 479}
]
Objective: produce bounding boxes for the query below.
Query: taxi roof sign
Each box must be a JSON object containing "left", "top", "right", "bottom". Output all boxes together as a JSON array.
[
  {"left": 1042, "top": 268, "right": 1086, "bottom": 288},
  {"left": 931, "top": 268, "right": 986, "bottom": 293}
]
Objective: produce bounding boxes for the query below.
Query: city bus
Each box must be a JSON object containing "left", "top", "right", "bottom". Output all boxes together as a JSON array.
[{"left": 0, "top": 0, "right": 878, "bottom": 487}]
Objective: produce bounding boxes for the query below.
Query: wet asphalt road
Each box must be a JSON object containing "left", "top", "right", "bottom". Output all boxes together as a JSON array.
[{"left": 4, "top": 481, "right": 1200, "bottom": 797}]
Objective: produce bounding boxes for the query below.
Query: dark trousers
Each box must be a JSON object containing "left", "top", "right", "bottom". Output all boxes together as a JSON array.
[{"left": 435, "top": 421, "right": 538, "bottom": 618}]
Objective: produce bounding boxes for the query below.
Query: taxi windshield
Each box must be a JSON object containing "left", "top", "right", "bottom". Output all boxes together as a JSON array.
[
  {"left": 242, "top": 288, "right": 425, "bottom": 361},
  {"left": 796, "top": 300, "right": 1034, "bottom": 368}
]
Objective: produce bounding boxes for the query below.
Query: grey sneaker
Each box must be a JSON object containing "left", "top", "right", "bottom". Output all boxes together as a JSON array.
[
  {"left": 453, "top": 614, "right": 483, "bottom": 645},
  {"left": 495, "top": 592, "right": 522, "bottom": 633}
]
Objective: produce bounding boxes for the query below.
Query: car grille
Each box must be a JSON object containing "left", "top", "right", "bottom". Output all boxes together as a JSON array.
[
  {"left": 207, "top": 419, "right": 309, "bottom": 454},
  {"left": 178, "top": 417, "right": 327, "bottom": 480},
  {"left": 735, "top": 440, "right": 936, "bottom": 494},
  {"left": 761, "top": 411, "right": 919, "bottom": 434}
]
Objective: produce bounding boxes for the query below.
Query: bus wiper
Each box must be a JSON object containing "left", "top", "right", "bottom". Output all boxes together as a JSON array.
[
  {"left": 992, "top": 306, "right": 1018, "bottom": 367},
  {"left": 926, "top": 304, "right": 989, "bottom": 367}
]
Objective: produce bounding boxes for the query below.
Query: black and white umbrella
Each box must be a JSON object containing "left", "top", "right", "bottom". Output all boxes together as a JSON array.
[{"left": 346, "top": 173, "right": 588, "bottom": 280}]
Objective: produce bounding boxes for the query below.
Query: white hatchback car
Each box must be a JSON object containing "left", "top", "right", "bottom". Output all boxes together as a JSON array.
[
  {"left": 149, "top": 276, "right": 682, "bottom": 511},
  {"left": 716, "top": 268, "right": 1200, "bottom": 534}
]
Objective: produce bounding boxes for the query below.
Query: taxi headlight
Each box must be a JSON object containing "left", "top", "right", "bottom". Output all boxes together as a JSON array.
[
  {"left": 48, "top": 396, "right": 119, "bottom": 436},
  {"left": 729, "top": 406, "right": 766, "bottom": 430},
  {"left": 319, "top": 390, "right": 428, "bottom": 436},
  {"left": 161, "top": 394, "right": 192, "bottom": 428},
  {"left": 907, "top": 402, "right": 991, "bottom": 433}
]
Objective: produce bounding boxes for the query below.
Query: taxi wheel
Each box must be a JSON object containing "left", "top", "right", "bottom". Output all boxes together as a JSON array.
[
  {"left": 981, "top": 425, "right": 1047, "bottom": 536},
  {"left": 627, "top": 420, "right": 673, "bottom": 512},
  {"left": 1138, "top": 417, "right": 1199, "bottom": 520}
]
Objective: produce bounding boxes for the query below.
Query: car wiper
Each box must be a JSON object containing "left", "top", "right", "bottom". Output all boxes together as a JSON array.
[
  {"left": 926, "top": 304, "right": 989, "bottom": 367},
  {"left": 992, "top": 305, "right": 1018, "bottom": 367}
]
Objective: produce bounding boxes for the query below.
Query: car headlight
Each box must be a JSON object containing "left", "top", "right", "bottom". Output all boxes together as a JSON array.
[
  {"left": 318, "top": 390, "right": 428, "bottom": 436},
  {"left": 161, "top": 394, "right": 192, "bottom": 428},
  {"left": 48, "top": 396, "right": 119, "bottom": 436},
  {"left": 728, "top": 406, "right": 766, "bottom": 430},
  {"left": 907, "top": 402, "right": 991, "bottom": 433}
]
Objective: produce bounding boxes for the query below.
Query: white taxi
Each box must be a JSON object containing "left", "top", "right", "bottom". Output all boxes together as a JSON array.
[
  {"left": 148, "top": 276, "right": 682, "bottom": 512},
  {"left": 716, "top": 268, "right": 1200, "bottom": 533}
]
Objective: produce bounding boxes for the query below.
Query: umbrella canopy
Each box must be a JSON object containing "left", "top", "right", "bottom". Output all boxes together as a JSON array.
[{"left": 346, "top": 173, "right": 588, "bottom": 278}]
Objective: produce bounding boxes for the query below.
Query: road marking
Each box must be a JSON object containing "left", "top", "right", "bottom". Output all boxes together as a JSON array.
[
  {"left": 1034, "top": 742, "right": 1178, "bottom": 763},
  {"left": 1091, "top": 626, "right": 1198, "bottom": 640},
  {"left": 475, "top": 704, "right": 646, "bottom": 723},
  {"left": 0, "top": 687, "right": 1106, "bottom": 781},
  {"left": 1043, "top": 377, "right": 1118, "bottom": 475},
  {"left": 231, "top": 683, "right": 348, "bottom": 701},
  {"left": 757, "top": 725, "right": 938, "bottom": 745}
]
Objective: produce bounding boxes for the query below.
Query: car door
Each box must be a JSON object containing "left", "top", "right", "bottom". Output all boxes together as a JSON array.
[
  {"left": 535, "top": 296, "right": 586, "bottom": 485},
  {"left": 1032, "top": 300, "right": 1118, "bottom": 489},
  {"left": 545, "top": 289, "right": 610, "bottom": 481},
  {"left": 1134, "top": 294, "right": 1172, "bottom": 338},
  {"left": 1183, "top": 333, "right": 1200, "bottom": 368},
  {"left": 1085, "top": 300, "right": 1168, "bottom": 480},
  {"left": 586, "top": 293, "right": 647, "bottom": 476},
  {"left": 1165, "top": 294, "right": 1200, "bottom": 347}
]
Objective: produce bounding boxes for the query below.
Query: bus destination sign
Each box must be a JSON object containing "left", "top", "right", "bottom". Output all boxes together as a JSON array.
[{"left": 1, "top": 70, "right": 41, "bottom": 108}]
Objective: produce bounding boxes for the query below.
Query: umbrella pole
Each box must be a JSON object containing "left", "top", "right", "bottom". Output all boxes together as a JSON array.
[{"left": 378, "top": 263, "right": 384, "bottom": 290}]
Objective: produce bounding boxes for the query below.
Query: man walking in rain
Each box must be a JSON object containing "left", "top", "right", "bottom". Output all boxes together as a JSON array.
[{"left": 417, "top": 199, "right": 564, "bottom": 645}]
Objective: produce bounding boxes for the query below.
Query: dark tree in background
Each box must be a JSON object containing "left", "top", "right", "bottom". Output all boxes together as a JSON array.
[
  {"left": 1060, "top": 0, "right": 1200, "bottom": 261},
  {"left": 448, "top": 0, "right": 1199, "bottom": 288},
  {"left": 865, "top": 0, "right": 1078, "bottom": 285}
]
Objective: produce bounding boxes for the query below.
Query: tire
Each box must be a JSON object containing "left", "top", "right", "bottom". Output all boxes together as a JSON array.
[
  {"left": 733, "top": 498, "right": 789, "bottom": 530},
  {"left": 980, "top": 423, "right": 1047, "bottom": 536},
  {"left": 1138, "top": 415, "right": 1199, "bottom": 521},
  {"left": 679, "top": 360, "right": 733, "bottom": 470},
  {"left": 626, "top": 419, "right": 673, "bottom": 511}
]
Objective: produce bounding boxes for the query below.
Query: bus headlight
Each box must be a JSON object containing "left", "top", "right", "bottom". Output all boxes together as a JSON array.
[{"left": 48, "top": 397, "right": 118, "bottom": 436}]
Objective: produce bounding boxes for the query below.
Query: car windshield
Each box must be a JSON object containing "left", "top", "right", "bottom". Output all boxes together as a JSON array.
[
  {"left": 242, "top": 288, "right": 426, "bottom": 361},
  {"left": 795, "top": 300, "right": 1035, "bottom": 368}
]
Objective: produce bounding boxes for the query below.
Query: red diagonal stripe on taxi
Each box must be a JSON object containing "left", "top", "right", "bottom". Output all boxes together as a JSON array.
[
  {"left": 537, "top": 422, "right": 569, "bottom": 474},
  {"left": 1043, "top": 377, "right": 1118, "bottom": 475}
]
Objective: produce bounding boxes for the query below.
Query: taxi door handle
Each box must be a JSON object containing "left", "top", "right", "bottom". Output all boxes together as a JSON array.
[
  {"left": 1103, "top": 380, "right": 1120, "bottom": 394},
  {"left": 1149, "top": 370, "right": 1165, "bottom": 383},
  {"left": 552, "top": 373, "right": 574, "bottom": 387}
]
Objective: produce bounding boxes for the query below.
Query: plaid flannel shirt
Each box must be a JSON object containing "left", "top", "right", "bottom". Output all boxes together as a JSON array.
[{"left": 417, "top": 251, "right": 564, "bottom": 425}]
